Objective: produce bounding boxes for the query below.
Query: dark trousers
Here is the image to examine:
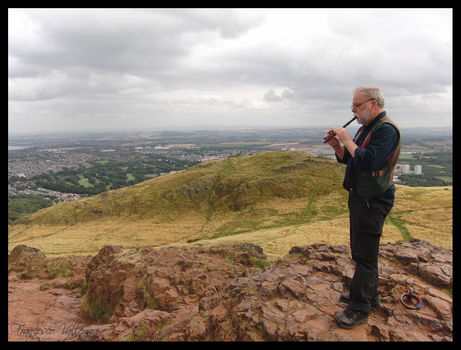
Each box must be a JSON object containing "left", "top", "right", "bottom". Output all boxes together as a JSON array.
[{"left": 348, "top": 192, "right": 393, "bottom": 312}]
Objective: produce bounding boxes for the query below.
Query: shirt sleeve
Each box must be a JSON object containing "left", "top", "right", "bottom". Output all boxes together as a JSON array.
[
  {"left": 352, "top": 123, "right": 400, "bottom": 171},
  {"left": 336, "top": 147, "right": 350, "bottom": 164}
]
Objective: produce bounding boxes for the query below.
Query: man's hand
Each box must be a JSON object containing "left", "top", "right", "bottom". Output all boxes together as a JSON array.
[
  {"left": 330, "top": 127, "right": 357, "bottom": 157},
  {"left": 324, "top": 128, "right": 346, "bottom": 160},
  {"left": 330, "top": 127, "right": 352, "bottom": 144},
  {"left": 323, "top": 129, "right": 341, "bottom": 147}
]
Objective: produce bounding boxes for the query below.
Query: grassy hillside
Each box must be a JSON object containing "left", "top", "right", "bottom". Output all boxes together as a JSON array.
[
  {"left": 8, "top": 151, "right": 452, "bottom": 257},
  {"left": 389, "top": 185, "right": 452, "bottom": 248}
]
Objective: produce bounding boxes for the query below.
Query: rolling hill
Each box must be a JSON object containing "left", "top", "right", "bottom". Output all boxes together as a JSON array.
[{"left": 8, "top": 151, "right": 452, "bottom": 257}]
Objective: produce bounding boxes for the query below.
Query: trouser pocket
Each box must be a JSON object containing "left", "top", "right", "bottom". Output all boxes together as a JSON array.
[{"left": 351, "top": 232, "right": 381, "bottom": 262}]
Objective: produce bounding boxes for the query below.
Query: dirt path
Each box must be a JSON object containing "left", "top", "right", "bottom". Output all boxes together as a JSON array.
[{"left": 8, "top": 273, "right": 92, "bottom": 342}]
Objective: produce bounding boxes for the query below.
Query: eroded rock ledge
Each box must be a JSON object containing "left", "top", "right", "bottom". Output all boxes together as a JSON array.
[{"left": 8, "top": 239, "right": 452, "bottom": 341}]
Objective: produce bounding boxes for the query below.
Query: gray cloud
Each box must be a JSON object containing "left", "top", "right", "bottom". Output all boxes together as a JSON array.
[
  {"left": 8, "top": 8, "right": 452, "bottom": 134},
  {"left": 264, "top": 89, "right": 282, "bottom": 102}
]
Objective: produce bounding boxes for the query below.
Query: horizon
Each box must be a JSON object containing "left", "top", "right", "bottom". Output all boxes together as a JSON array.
[{"left": 7, "top": 124, "right": 454, "bottom": 138}]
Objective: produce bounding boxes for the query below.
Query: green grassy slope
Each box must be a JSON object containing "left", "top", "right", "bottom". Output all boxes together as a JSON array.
[{"left": 8, "top": 151, "right": 452, "bottom": 257}]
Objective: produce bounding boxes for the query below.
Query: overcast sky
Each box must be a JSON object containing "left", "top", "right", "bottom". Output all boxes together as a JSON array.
[{"left": 8, "top": 8, "right": 452, "bottom": 135}]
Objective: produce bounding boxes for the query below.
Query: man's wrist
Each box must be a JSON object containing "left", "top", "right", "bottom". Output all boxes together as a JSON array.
[{"left": 343, "top": 140, "right": 358, "bottom": 157}]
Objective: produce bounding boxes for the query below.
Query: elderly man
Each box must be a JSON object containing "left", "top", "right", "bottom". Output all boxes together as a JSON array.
[{"left": 324, "top": 86, "right": 401, "bottom": 329}]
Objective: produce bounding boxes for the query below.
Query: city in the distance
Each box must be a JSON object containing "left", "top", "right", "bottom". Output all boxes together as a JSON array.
[{"left": 8, "top": 126, "right": 452, "bottom": 225}]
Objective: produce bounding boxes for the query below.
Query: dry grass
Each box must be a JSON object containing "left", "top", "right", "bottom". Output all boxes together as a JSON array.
[
  {"left": 392, "top": 185, "right": 452, "bottom": 249},
  {"left": 8, "top": 216, "right": 208, "bottom": 256},
  {"left": 163, "top": 215, "right": 408, "bottom": 259}
]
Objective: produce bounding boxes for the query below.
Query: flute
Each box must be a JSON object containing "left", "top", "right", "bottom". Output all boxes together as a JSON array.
[{"left": 323, "top": 116, "right": 357, "bottom": 143}]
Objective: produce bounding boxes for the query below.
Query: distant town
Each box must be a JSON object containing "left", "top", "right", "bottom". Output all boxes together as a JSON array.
[{"left": 8, "top": 127, "right": 452, "bottom": 224}]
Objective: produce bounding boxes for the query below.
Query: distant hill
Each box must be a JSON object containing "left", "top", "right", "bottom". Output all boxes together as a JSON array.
[{"left": 8, "top": 151, "right": 452, "bottom": 257}]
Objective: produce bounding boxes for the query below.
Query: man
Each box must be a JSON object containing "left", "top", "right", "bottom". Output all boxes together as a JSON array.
[{"left": 324, "top": 86, "right": 400, "bottom": 329}]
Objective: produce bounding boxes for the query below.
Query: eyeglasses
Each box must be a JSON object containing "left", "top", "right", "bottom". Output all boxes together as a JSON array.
[{"left": 351, "top": 99, "right": 375, "bottom": 110}]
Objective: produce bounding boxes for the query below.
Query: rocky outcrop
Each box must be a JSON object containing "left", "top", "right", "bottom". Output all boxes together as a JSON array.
[
  {"left": 380, "top": 239, "right": 452, "bottom": 289},
  {"left": 8, "top": 245, "right": 47, "bottom": 274},
  {"left": 8, "top": 244, "right": 91, "bottom": 284},
  {"left": 8, "top": 239, "right": 452, "bottom": 341},
  {"left": 8, "top": 246, "right": 93, "bottom": 341}
]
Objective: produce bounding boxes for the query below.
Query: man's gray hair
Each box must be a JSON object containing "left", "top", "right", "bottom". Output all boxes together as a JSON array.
[{"left": 354, "top": 86, "right": 385, "bottom": 108}]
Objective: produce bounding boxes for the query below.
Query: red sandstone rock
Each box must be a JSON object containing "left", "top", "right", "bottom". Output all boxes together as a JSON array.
[{"left": 8, "top": 239, "right": 452, "bottom": 341}]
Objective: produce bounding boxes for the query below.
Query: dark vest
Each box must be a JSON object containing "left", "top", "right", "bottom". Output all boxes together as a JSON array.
[{"left": 353, "top": 115, "right": 401, "bottom": 202}]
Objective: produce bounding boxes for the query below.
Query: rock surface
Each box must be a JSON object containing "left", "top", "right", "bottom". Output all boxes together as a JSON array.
[
  {"left": 8, "top": 246, "right": 93, "bottom": 341},
  {"left": 8, "top": 239, "right": 452, "bottom": 341}
]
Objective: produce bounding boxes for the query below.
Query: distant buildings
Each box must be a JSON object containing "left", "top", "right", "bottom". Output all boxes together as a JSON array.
[
  {"left": 8, "top": 184, "right": 87, "bottom": 202},
  {"left": 396, "top": 163, "right": 422, "bottom": 175}
]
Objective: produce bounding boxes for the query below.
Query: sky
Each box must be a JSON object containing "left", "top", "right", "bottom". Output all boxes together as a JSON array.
[{"left": 8, "top": 8, "right": 452, "bottom": 135}]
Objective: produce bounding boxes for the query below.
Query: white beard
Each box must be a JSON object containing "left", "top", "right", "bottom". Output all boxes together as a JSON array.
[{"left": 355, "top": 109, "right": 372, "bottom": 125}]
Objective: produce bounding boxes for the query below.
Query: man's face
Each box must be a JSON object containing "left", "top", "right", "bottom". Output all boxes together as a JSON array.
[{"left": 351, "top": 92, "right": 373, "bottom": 125}]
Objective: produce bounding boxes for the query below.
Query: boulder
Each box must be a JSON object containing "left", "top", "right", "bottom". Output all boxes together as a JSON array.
[
  {"left": 8, "top": 244, "right": 91, "bottom": 280},
  {"left": 8, "top": 245, "right": 47, "bottom": 275}
]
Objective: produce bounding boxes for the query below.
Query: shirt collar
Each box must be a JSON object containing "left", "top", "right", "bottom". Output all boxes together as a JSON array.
[
  {"left": 355, "top": 111, "right": 386, "bottom": 142},
  {"left": 365, "top": 111, "right": 386, "bottom": 130}
]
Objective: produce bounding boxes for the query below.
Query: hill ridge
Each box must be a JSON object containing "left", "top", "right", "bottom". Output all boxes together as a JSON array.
[
  {"left": 8, "top": 151, "right": 452, "bottom": 257},
  {"left": 9, "top": 151, "right": 347, "bottom": 255}
]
